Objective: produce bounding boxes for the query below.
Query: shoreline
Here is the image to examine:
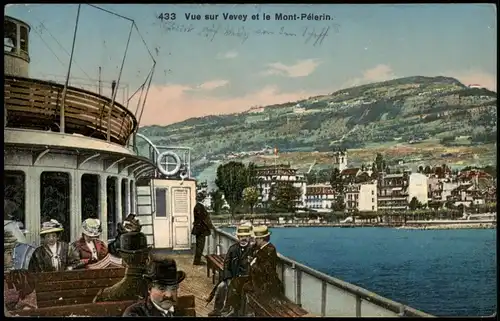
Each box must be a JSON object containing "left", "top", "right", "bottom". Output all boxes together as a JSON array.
[{"left": 215, "top": 222, "right": 496, "bottom": 230}]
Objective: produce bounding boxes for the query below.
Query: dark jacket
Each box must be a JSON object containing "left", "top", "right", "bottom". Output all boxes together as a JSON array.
[
  {"left": 108, "top": 232, "right": 123, "bottom": 258},
  {"left": 70, "top": 237, "right": 109, "bottom": 266},
  {"left": 222, "top": 242, "right": 254, "bottom": 281},
  {"left": 244, "top": 242, "right": 283, "bottom": 296},
  {"left": 28, "top": 241, "right": 78, "bottom": 273},
  {"left": 122, "top": 297, "right": 193, "bottom": 317},
  {"left": 191, "top": 202, "right": 214, "bottom": 237}
]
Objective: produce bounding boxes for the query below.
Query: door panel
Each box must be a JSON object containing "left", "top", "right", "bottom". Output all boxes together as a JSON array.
[
  {"left": 153, "top": 188, "right": 171, "bottom": 248},
  {"left": 171, "top": 187, "right": 191, "bottom": 250}
]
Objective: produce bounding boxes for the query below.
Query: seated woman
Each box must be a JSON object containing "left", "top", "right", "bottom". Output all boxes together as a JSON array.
[
  {"left": 108, "top": 214, "right": 141, "bottom": 258},
  {"left": 28, "top": 219, "right": 79, "bottom": 272},
  {"left": 4, "top": 230, "right": 37, "bottom": 311},
  {"left": 70, "top": 218, "right": 108, "bottom": 267}
]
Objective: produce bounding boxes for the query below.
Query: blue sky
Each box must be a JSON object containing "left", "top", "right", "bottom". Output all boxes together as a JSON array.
[{"left": 6, "top": 4, "right": 497, "bottom": 126}]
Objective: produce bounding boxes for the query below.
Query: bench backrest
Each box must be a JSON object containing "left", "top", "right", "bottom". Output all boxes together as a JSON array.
[
  {"left": 10, "top": 295, "right": 197, "bottom": 317},
  {"left": 32, "top": 268, "right": 125, "bottom": 308},
  {"left": 10, "top": 300, "right": 135, "bottom": 316}
]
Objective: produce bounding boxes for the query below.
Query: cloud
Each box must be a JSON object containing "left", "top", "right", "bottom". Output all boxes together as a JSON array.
[
  {"left": 137, "top": 84, "right": 323, "bottom": 126},
  {"left": 344, "top": 64, "right": 397, "bottom": 87},
  {"left": 197, "top": 79, "right": 229, "bottom": 90},
  {"left": 260, "top": 59, "right": 322, "bottom": 78},
  {"left": 217, "top": 51, "right": 239, "bottom": 59},
  {"left": 447, "top": 70, "right": 497, "bottom": 92}
]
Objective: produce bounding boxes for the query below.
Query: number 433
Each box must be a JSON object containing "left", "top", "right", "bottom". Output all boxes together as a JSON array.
[{"left": 158, "top": 13, "right": 176, "bottom": 21}]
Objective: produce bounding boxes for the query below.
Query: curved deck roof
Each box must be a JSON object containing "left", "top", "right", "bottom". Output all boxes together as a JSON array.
[{"left": 4, "top": 75, "right": 138, "bottom": 146}]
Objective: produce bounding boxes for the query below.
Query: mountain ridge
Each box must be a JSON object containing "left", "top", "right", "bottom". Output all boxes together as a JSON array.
[{"left": 137, "top": 75, "right": 497, "bottom": 179}]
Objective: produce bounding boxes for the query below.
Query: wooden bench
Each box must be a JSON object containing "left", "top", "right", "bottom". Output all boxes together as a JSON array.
[
  {"left": 205, "top": 254, "right": 225, "bottom": 284},
  {"left": 5, "top": 268, "right": 125, "bottom": 308},
  {"left": 10, "top": 295, "right": 197, "bottom": 317},
  {"left": 245, "top": 292, "right": 310, "bottom": 317}
]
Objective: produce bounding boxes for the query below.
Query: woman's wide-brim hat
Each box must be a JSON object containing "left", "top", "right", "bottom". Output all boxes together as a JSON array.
[
  {"left": 253, "top": 225, "right": 271, "bottom": 238},
  {"left": 143, "top": 258, "right": 186, "bottom": 286},
  {"left": 122, "top": 214, "right": 141, "bottom": 233},
  {"left": 82, "top": 218, "right": 102, "bottom": 237},
  {"left": 40, "top": 219, "right": 64, "bottom": 235}
]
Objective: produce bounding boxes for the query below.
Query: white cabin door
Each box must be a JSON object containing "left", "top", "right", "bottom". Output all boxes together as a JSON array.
[
  {"left": 171, "top": 187, "right": 191, "bottom": 250},
  {"left": 153, "top": 188, "right": 171, "bottom": 248}
]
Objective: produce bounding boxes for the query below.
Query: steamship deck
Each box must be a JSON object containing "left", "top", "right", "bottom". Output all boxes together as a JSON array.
[{"left": 171, "top": 253, "right": 216, "bottom": 317}]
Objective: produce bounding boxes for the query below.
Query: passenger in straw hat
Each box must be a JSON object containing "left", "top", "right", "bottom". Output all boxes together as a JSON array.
[
  {"left": 207, "top": 223, "right": 255, "bottom": 317},
  {"left": 28, "top": 219, "right": 79, "bottom": 273},
  {"left": 243, "top": 225, "right": 284, "bottom": 297},
  {"left": 123, "top": 258, "right": 191, "bottom": 316},
  {"left": 70, "top": 218, "right": 108, "bottom": 268}
]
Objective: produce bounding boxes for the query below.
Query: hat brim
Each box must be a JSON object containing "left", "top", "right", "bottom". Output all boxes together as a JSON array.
[
  {"left": 82, "top": 230, "right": 101, "bottom": 237},
  {"left": 236, "top": 232, "right": 252, "bottom": 237},
  {"left": 254, "top": 231, "right": 271, "bottom": 238},
  {"left": 144, "top": 271, "right": 186, "bottom": 286},
  {"left": 118, "top": 247, "right": 150, "bottom": 254},
  {"left": 40, "top": 227, "right": 64, "bottom": 235}
]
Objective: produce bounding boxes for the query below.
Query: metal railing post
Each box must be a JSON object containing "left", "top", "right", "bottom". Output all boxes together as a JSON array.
[
  {"left": 321, "top": 281, "right": 327, "bottom": 316},
  {"left": 355, "top": 296, "right": 362, "bottom": 317}
]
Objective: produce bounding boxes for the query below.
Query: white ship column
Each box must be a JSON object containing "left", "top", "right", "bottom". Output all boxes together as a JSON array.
[
  {"left": 116, "top": 177, "right": 122, "bottom": 224},
  {"left": 99, "top": 174, "right": 108, "bottom": 242}
]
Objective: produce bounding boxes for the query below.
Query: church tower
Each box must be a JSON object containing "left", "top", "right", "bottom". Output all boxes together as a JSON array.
[{"left": 332, "top": 148, "right": 347, "bottom": 172}]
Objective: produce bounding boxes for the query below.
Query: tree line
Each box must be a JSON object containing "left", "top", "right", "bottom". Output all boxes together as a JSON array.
[{"left": 208, "top": 154, "right": 496, "bottom": 216}]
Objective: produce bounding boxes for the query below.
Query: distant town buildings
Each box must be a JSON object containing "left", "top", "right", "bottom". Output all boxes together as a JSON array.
[
  {"left": 207, "top": 148, "right": 495, "bottom": 213},
  {"left": 255, "top": 164, "right": 307, "bottom": 208}
]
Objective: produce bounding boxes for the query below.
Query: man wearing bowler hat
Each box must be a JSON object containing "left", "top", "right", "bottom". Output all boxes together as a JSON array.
[
  {"left": 122, "top": 257, "right": 187, "bottom": 317},
  {"left": 94, "top": 231, "right": 150, "bottom": 302}
]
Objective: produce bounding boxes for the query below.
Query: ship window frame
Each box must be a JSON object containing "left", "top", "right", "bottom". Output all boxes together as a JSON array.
[
  {"left": 19, "top": 25, "right": 28, "bottom": 53},
  {"left": 121, "top": 178, "right": 128, "bottom": 219},
  {"left": 40, "top": 171, "right": 72, "bottom": 243},
  {"left": 81, "top": 173, "right": 100, "bottom": 221},
  {"left": 4, "top": 20, "right": 17, "bottom": 53},
  {"left": 129, "top": 180, "right": 136, "bottom": 214},
  {"left": 155, "top": 188, "right": 168, "bottom": 218},
  {"left": 4, "top": 170, "right": 26, "bottom": 228},
  {"left": 106, "top": 176, "right": 118, "bottom": 239}
]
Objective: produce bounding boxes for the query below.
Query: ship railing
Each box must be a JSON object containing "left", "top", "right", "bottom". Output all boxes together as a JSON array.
[{"left": 204, "top": 228, "right": 435, "bottom": 318}]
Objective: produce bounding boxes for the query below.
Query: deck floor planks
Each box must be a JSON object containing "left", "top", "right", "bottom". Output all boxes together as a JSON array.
[{"left": 171, "top": 254, "right": 216, "bottom": 317}]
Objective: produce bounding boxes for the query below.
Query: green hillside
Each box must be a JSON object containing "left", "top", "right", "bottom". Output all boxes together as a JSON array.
[{"left": 137, "top": 76, "right": 497, "bottom": 180}]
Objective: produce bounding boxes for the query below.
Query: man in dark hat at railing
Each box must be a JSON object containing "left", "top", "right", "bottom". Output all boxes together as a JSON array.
[
  {"left": 192, "top": 191, "right": 214, "bottom": 266},
  {"left": 93, "top": 231, "right": 150, "bottom": 303},
  {"left": 122, "top": 257, "right": 192, "bottom": 317}
]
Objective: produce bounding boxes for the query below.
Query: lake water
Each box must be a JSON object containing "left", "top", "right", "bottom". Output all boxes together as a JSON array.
[{"left": 222, "top": 227, "right": 496, "bottom": 316}]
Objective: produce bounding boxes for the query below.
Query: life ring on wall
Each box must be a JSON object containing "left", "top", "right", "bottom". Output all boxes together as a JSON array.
[{"left": 156, "top": 151, "right": 182, "bottom": 176}]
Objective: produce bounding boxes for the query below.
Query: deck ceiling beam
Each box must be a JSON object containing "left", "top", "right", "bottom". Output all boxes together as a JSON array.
[
  {"left": 32, "top": 148, "right": 51, "bottom": 165},
  {"left": 136, "top": 167, "right": 154, "bottom": 179},
  {"left": 77, "top": 153, "right": 101, "bottom": 169},
  {"left": 131, "top": 163, "right": 150, "bottom": 176},
  {"left": 121, "top": 161, "right": 142, "bottom": 175},
  {"left": 104, "top": 157, "right": 126, "bottom": 172}
]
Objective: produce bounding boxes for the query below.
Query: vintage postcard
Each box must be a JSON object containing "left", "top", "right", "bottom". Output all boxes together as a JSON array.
[{"left": 4, "top": 3, "right": 496, "bottom": 318}]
